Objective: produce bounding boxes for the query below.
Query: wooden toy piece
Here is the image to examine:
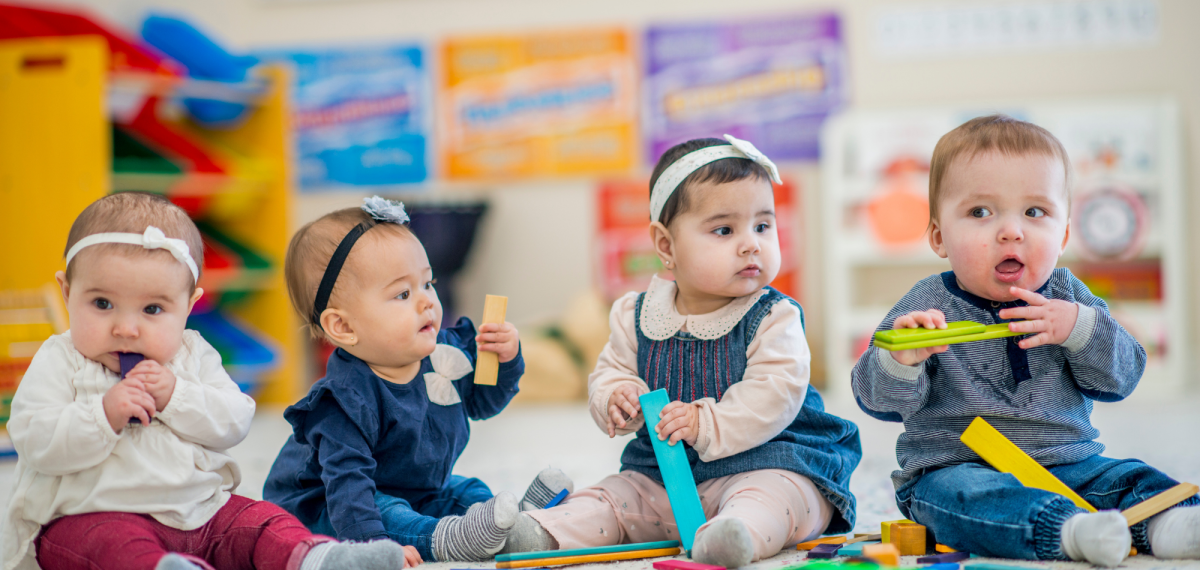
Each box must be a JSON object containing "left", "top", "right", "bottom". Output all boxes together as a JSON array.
[
  {"left": 1130, "top": 546, "right": 1138, "bottom": 556},
  {"left": 861, "top": 543, "right": 900, "bottom": 566},
  {"left": 918, "top": 551, "right": 970, "bottom": 564},
  {"left": 543, "top": 488, "right": 569, "bottom": 509},
  {"left": 806, "top": 543, "right": 843, "bottom": 559},
  {"left": 796, "top": 536, "right": 847, "bottom": 550},
  {"left": 873, "top": 322, "right": 1023, "bottom": 351},
  {"left": 844, "top": 533, "right": 881, "bottom": 545},
  {"left": 925, "top": 564, "right": 962, "bottom": 570},
  {"left": 837, "top": 540, "right": 878, "bottom": 557},
  {"left": 960, "top": 417, "right": 1097, "bottom": 512},
  {"left": 889, "top": 522, "right": 926, "bottom": 555},
  {"left": 119, "top": 352, "right": 145, "bottom": 379},
  {"left": 935, "top": 544, "right": 958, "bottom": 553},
  {"left": 496, "top": 540, "right": 680, "bottom": 562},
  {"left": 494, "top": 546, "right": 681, "bottom": 568},
  {"left": 879, "top": 519, "right": 913, "bottom": 543},
  {"left": 640, "top": 389, "right": 707, "bottom": 553},
  {"left": 1121, "top": 482, "right": 1199, "bottom": 525},
  {"left": 653, "top": 560, "right": 725, "bottom": 570},
  {"left": 963, "top": 565, "right": 1031, "bottom": 570},
  {"left": 474, "top": 295, "right": 508, "bottom": 385}
]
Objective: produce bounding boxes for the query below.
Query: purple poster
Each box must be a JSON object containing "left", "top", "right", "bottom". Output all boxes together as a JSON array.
[{"left": 644, "top": 13, "right": 846, "bottom": 162}]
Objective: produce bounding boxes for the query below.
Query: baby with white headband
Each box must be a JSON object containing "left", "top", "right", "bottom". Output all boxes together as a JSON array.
[
  {"left": 501, "top": 136, "right": 863, "bottom": 567},
  {"left": 3, "top": 192, "right": 411, "bottom": 570}
]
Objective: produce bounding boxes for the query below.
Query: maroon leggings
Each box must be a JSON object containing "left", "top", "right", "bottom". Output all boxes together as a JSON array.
[{"left": 35, "top": 495, "right": 333, "bottom": 570}]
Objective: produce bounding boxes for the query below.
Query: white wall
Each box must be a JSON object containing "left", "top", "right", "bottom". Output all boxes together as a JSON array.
[{"left": 32, "top": 0, "right": 1200, "bottom": 385}]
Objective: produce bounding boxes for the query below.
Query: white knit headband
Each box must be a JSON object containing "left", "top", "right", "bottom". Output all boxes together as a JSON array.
[
  {"left": 65, "top": 226, "right": 199, "bottom": 282},
  {"left": 650, "top": 134, "right": 783, "bottom": 223}
]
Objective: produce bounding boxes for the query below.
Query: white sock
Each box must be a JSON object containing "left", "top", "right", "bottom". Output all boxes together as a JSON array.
[
  {"left": 1148, "top": 505, "right": 1200, "bottom": 559},
  {"left": 301, "top": 541, "right": 408, "bottom": 570},
  {"left": 1061, "top": 511, "right": 1131, "bottom": 567}
]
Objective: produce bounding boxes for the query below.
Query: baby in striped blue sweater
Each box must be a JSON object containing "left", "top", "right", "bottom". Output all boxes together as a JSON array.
[{"left": 851, "top": 115, "right": 1199, "bottom": 566}]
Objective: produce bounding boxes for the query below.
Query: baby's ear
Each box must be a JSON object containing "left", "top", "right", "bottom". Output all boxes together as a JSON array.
[
  {"left": 54, "top": 271, "right": 70, "bottom": 303},
  {"left": 320, "top": 309, "right": 357, "bottom": 347}
]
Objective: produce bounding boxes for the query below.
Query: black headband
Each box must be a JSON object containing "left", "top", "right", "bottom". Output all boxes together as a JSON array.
[{"left": 311, "top": 221, "right": 371, "bottom": 329}]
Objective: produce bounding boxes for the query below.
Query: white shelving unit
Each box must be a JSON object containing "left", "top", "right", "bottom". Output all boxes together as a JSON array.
[{"left": 821, "top": 98, "right": 1188, "bottom": 399}]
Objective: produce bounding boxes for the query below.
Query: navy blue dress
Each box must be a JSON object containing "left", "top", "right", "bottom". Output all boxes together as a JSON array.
[{"left": 264, "top": 318, "right": 523, "bottom": 550}]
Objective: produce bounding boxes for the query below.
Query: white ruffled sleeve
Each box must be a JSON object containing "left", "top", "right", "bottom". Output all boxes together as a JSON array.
[
  {"left": 690, "top": 300, "right": 810, "bottom": 461},
  {"left": 588, "top": 292, "right": 650, "bottom": 435}
]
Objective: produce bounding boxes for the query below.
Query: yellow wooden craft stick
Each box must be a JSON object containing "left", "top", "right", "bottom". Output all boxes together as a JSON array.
[
  {"left": 474, "top": 295, "right": 507, "bottom": 386},
  {"left": 796, "top": 536, "right": 846, "bottom": 550},
  {"left": 1122, "top": 483, "right": 1199, "bottom": 525},
  {"left": 494, "top": 546, "right": 681, "bottom": 568},
  {"left": 960, "top": 417, "right": 1096, "bottom": 512}
]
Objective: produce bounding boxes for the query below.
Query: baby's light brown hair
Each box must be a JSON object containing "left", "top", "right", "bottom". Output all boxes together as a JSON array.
[
  {"left": 64, "top": 191, "right": 204, "bottom": 290},
  {"left": 929, "top": 114, "right": 1072, "bottom": 225},
  {"left": 285, "top": 207, "right": 415, "bottom": 340}
]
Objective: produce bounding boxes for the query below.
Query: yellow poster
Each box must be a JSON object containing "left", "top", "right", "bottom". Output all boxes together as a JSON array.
[{"left": 440, "top": 28, "right": 637, "bottom": 179}]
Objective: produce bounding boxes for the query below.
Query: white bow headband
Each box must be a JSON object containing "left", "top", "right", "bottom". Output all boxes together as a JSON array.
[
  {"left": 65, "top": 226, "right": 199, "bottom": 282},
  {"left": 650, "top": 134, "right": 783, "bottom": 222}
]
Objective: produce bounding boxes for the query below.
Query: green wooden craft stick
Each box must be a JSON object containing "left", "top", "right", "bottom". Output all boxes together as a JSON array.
[
  {"left": 874, "top": 323, "right": 1023, "bottom": 351},
  {"left": 874, "top": 321, "right": 986, "bottom": 344},
  {"left": 495, "top": 540, "right": 681, "bottom": 562}
]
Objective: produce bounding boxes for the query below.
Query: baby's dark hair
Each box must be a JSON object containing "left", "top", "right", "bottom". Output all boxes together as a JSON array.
[{"left": 649, "top": 137, "right": 772, "bottom": 227}]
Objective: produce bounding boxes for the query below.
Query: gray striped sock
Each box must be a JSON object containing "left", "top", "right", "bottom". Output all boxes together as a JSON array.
[
  {"left": 433, "top": 492, "right": 518, "bottom": 561},
  {"left": 520, "top": 467, "right": 575, "bottom": 511}
]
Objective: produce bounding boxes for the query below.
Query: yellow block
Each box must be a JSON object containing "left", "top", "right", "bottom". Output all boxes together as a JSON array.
[
  {"left": 960, "top": 417, "right": 1096, "bottom": 512},
  {"left": 474, "top": 295, "right": 508, "bottom": 385},
  {"left": 880, "top": 519, "right": 913, "bottom": 543},
  {"left": 0, "top": 37, "right": 109, "bottom": 290}
]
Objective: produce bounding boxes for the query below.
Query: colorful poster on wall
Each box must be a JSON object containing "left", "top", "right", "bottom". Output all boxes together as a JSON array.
[
  {"left": 255, "top": 44, "right": 429, "bottom": 190},
  {"left": 596, "top": 179, "right": 801, "bottom": 302},
  {"left": 440, "top": 28, "right": 638, "bottom": 179},
  {"left": 643, "top": 13, "right": 846, "bottom": 163}
]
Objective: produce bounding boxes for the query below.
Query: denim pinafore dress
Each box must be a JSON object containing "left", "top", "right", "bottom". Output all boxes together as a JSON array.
[{"left": 619, "top": 287, "right": 862, "bottom": 533}]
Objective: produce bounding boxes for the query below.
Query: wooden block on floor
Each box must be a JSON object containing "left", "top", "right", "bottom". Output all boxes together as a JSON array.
[
  {"left": 918, "top": 551, "right": 970, "bottom": 564},
  {"left": 891, "top": 522, "right": 927, "bottom": 555},
  {"left": 862, "top": 543, "right": 900, "bottom": 566},
  {"left": 1122, "top": 482, "right": 1199, "bottom": 525},
  {"left": 935, "top": 544, "right": 958, "bottom": 553},
  {"left": 806, "top": 543, "right": 843, "bottom": 559},
  {"left": 796, "top": 536, "right": 847, "bottom": 550},
  {"left": 653, "top": 560, "right": 725, "bottom": 570},
  {"left": 880, "top": 519, "right": 914, "bottom": 543},
  {"left": 838, "top": 541, "right": 878, "bottom": 557},
  {"left": 474, "top": 294, "right": 507, "bottom": 385}
]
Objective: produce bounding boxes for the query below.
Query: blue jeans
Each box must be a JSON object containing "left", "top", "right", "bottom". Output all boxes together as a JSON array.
[
  {"left": 897, "top": 455, "right": 1199, "bottom": 560},
  {"left": 311, "top": 475, "right": 493, "bottom": 561}
]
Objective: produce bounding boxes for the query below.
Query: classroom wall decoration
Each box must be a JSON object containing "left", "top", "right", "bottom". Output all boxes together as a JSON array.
[
  {"left": 595, "top": 178, "right": 802, "bottom": 302},
  {"left": 256, "top": 44, "right": 430, "bottom": 190},
  {"left": 643, "top": 12, "right": 847, "bottom": 164},
  {"left": 439, "top": 28, "right": 638, "bottom": 179}
]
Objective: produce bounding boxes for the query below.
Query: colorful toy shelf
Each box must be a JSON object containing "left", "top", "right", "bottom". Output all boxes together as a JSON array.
[
  {"left": 0, "top": 284, "right": 70, "bottom": 456},
  {"left": 820, "top": 99, "right": 1188, "bottom": 397}
]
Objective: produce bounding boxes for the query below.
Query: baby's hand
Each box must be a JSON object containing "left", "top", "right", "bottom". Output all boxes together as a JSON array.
[
  {"left": 888, "top": 309, "right": 950, "bottom": 366},
  {"left": 402, "top": 544, "right": 422, "bottom": 567},
  {"left": 606, "top": 383, "right": 643, "bottom": 438},
  {"left": 476, "top": 322, "right": 520, "bottom": 363},
  {"left": 656, "top": 401, "right": 699, "bottom": 446},
  {"left": 998, "top": 287, "right": 1079, "bottom": 349},
  {"left": 102, "top": 378, "right": 155, "bottom": 432},
  {"left": 126, "top": 359, "right": 176, "bottom": 412}
]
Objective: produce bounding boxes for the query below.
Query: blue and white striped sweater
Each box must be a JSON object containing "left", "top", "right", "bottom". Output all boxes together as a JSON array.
[{"left": 850, "top": 268, "right": 1147, "bottom": 488}]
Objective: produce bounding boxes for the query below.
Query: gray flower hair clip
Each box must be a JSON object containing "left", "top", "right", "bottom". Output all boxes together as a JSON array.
[{"left": 362, "top": 195, "right": 410, "bottom": 224}]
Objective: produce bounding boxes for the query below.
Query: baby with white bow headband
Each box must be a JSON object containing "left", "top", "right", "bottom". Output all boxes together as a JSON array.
[
  {"left": 502, "top": 136, "right": 863, "bottom": 568},
  {"left": 3, "top": 191, "right": 411, "bottom": 570}
]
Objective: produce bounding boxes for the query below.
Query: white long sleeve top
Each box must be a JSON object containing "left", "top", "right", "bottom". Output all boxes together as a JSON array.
[
  {"left": 587, "top": 277, "right": 811, "bottom": 461},
  {"left": 2, "top": 331, "right": 255, "bottom": 570}
]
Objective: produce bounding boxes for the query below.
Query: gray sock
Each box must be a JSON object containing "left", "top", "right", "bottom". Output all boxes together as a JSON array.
[
  {"left": 499, "top": 513, "right": 559, "bottom": 554},
  {"left": 433, "top": 492, "right": 519, "bottom": 561},
  {"left": 521, "top": 467, "right": 575, "bottom": 511},
  {"left": 302, "top": 540, "right": 408, "bottom": 570},
  {"left": 693, "top": 518, "right": 755, "bottom": 569},
  {"left": 155, "top": 554, "right": 202, "bottom": 570}
]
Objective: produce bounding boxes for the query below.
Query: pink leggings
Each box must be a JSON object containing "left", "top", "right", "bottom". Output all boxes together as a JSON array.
[
  {"left": 527, "top": 469, "right": 833, "bottom": 562},
  {"left": 35, "top": 495, "right": 333, "bottom": 570}
]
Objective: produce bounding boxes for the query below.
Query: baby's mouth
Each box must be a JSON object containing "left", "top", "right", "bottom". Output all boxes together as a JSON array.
[{"left": 994, "top": 258, "right": 1025, "bottom": 283}]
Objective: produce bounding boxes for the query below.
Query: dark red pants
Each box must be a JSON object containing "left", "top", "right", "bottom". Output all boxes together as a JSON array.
[{"left": 36, "top": 495, "right": 333, "bottom": 570}]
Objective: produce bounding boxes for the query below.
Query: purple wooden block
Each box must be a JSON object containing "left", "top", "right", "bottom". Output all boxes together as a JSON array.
[
  {"left": 119, "top": 352, "right": 144, "bottom": 379},
  {"left": 917, "top": 551, "right": 970, "bottom": 564},
  {"left": 807, "top": 543, "right": 843, "bottom": 559}
]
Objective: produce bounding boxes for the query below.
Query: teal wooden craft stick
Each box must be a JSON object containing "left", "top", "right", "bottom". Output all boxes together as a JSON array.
[
  {"left": 495, "top": 540, "right": 681, "bottom": 562},
  {"left": 640, "top": 389, "right": 707, "bottom": 554}
]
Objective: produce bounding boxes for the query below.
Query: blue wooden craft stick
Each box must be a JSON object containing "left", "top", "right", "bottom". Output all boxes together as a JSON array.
[
  {"left": 640, "top": 389, "right": 707, "bottom": 554},
  {"left": 495, "top": 540, "right": 681, "bottom": 562},
  {"left": 543, "top": 488, "right": 568, "bottom": 509},
  {"left": 918, "top": 551, "right": 970, "bottom": 564}
]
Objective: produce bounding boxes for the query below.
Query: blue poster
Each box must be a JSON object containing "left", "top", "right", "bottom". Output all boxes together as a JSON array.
[{"left": 256, "top": 45, "right": 429, "bottom": 190}]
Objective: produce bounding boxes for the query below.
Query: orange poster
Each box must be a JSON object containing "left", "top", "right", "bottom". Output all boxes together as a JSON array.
[{"left": 440, "top": 28, "right": 638, "bottom": 179}]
